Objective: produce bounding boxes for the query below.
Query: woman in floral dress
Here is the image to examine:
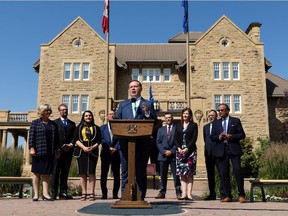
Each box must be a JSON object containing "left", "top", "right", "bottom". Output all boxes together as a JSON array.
[{"left": 174, "top": 107, "right": 198, "bottom": 200}]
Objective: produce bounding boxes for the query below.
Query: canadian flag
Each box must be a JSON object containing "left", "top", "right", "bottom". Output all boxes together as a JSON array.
[{"left": 102, "top": 0, "right": 109, "bottom": 34}]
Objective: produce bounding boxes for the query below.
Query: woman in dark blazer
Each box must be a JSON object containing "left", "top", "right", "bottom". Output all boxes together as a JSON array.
[
  {"left": 29, "top": 104, "right": 60, "bottom": 201},
  {"left": 174, "top": 107, "right": 198, "bottom": 200},
  {"left": 73, "top": 110, "right": 101, "bottom": 201}
]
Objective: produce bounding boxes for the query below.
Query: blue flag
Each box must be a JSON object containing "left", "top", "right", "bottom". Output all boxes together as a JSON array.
[
  {"left": 149, "top": 82, "right": 154, "bottom": 104},
  {"left": 182, "top": 0, "right": 188, "bottom": 34}
]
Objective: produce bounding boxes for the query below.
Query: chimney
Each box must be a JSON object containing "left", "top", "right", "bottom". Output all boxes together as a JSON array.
[{"left": 245, "top": 22, "right": 262, "bottom": 43}]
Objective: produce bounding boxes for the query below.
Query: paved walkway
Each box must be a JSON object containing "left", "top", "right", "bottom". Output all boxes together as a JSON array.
[{"left": 1, "top": 188, "right": 288, "bottom": 216}]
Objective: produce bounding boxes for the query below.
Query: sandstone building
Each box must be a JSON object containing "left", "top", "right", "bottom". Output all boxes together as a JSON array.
[{"left": 0, "top": 15, "right": 287, "bottom": 175}]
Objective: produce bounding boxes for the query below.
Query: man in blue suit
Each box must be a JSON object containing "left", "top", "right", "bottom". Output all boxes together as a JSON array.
[
  {"left": 211, "top": 103, "right": 246, "bottom": 203},
  {"left": 115, "top": 80, "right": 157, "bottom": 200},
  {"left": 100, "top": 110, "right": 120, "bottom": 199},
  {"left": 203, "top": 109, "right": 218, "bottom": 200},
  {"left": 155, "top": 112, "right": 181, "bottom": 199}
]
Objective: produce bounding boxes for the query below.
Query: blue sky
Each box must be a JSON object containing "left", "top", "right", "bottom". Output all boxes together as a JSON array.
[{"left": 1, "top": 1, "right": 288, "bottom": 113}]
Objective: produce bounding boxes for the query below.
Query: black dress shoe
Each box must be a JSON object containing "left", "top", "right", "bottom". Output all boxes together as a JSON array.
[
  {"left": 204, "top": 195, "right": 216, "bottom": 200},
  {"left": 155, "top": 193, "right": 165, "bottom": 199},
  {"left": 101, "top": 195, "right": 107, "bottom": 199},
  {"left": 59, "top": 193, "right": 73, "bottom": 200},
  {"left": 113, "top": 195, "right": 119, "bottom": 199}
]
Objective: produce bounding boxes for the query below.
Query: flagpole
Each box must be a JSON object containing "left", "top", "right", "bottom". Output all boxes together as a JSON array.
[
  {"left": 182, "top": 0, "right": 190, "bottom": 108},
  {"left": 102, "top": 0, "right": 109, "bottom": 124},
  {"left": 105, "top": 31, "right": 109, "bottom": 124},
  {"left": 186, "top": 29, "right": 190, "bottom": 108}
]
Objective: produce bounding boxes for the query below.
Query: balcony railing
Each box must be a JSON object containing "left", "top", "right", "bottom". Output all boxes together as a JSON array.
[{"left": 9, "top": 113, "right": 28, "bottom": 122}]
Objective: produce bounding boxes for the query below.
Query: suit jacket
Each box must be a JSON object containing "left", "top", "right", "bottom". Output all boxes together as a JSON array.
[
  {"left": 100, "top": 123, "right": 120, "bottom": 158},
  {"left": 28, "top": 118, "right": 60, "bottom": 156},
  {"left": 174, "top": 122, "right": 198, "bottom": 152},
  {"left": 210, "top": 116, "right": 246, "bottom": 157},
  {"left": 115, "top": 97, "right": 157, "bottom": 150},
  {"left": 53, "top": 118, "right": 76, "bottom": 153},
  {"left": 156, "top": 124, "right": 177, "bottom": 161},
  {"left": 115, "top": 97, "right": 157, "bottom": 120},
  {"left": 72, "top": 124, "right": 101, "bottom": 158},
  {"left": 203, "top": 123, "right": 216, "bottom": 157}
]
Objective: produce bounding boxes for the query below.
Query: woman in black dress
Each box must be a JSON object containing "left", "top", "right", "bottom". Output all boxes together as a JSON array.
[
  {"left": 73, "top": 110, "right": 101, "bottom": 201},
  {"left": 29, "top": 104, "right": 60, "bottom": 201},
  {"left": 174, "top": 107, "right": 198, "bottom": 201}
]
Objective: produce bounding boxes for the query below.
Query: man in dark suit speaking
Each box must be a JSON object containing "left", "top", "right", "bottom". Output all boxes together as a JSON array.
[
  {"left": 210, "top": 103, "right": 246, "bottom": 203},
  {"left": 115, "top": 80, "right": 157, "bottom": 200}
]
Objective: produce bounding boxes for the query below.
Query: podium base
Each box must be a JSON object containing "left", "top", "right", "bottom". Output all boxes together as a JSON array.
[{"left": 111, "top": 200, "right": 152, "bottom": 209}]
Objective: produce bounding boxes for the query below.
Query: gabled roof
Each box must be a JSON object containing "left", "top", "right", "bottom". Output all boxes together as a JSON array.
[
  {"left": 195, "top": 15, "right": 263, "bottom": 46},
  {"left": 266, "top": 72, "right": 288, "bottom": 97},
  {"left": 168, "top": 32, "right": 204, "bottom": 43},
  {"left": 116, "top": 44, "right": 186, "bottom": 69},
  {"left": 41, "top": 16, "right": 105, "bottom": 46}
]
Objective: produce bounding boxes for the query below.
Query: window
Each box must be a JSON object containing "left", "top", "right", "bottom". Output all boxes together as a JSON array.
[
  {"left": 83, "top": 63, "right": 90, "bottom": 80},
  {"left": 213, "top": 63, "right": 220, "bottom": 80},
  {"left": 214, "top": 95, "right": 221, "bottom": 110},
  {"left": 163, "top": 69, "right": 171, "bottom": 82},
  {"left": 72, "top": 95, "right": 79, "bottom": 113},
  {"left": 132, "top": 69, "right": 139, "bottom": 80},
  {"left": 62, "top": 95, "right": 70, "bottom": 108},
  {"left": 223, "top": 62, "right": 230, "bottom": 80},
  {"left": 214, "top": 94, "right": 242, "bottom": 113},
  {"left": 234, "top": 95, "right": 241, "bottom": 113},
  {"left": 64, "top": 63, "right": 71, "bottom": 80},
  {"left": 223, "top": 95, "right": 231, "bottom": 109},
  {"left": 73, "top": 63, "right": 80, "bottom": 80},
  {"left": 81, "top": 95, "right": 88, "bottom": 112},
  {"left": 213, "top": 62, "right": 240, "bottom": 80},
  {"left": 62, "top": 95, "right": 89, "bottom": 113},
  {"left": 64, "top": 62, "right": 90, "bottom": 81},
  {"left": 232, "top": 62, "right": 239, "bottom": 80},
  {"left": 142, "top": 69, "right": 160, "bottom": 82}
]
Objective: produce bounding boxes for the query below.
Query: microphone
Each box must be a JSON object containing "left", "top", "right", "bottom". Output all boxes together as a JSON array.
[{"left": 120, "top": 98, "right": 137, "bottom": 110}]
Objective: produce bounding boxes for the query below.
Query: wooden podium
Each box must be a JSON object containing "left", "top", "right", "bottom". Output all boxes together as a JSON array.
[{"left": 109, "top": 119, "right": 155, "bottom": 209}]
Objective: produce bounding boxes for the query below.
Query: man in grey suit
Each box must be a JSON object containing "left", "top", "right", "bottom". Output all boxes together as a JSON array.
[
  {"left": 155, "top": 113, "right": 181, "bottom": 199},
  {"left": 203, "top": 109, "right": 218, "bottom": 200}
]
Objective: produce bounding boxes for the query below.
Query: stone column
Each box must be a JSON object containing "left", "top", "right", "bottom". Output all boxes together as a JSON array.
[
  {"left": 11, "top": 132, "right": 18, "bottom": 151},
  {"left": 1, "top": 129, "right": 7, "bottom": 149},
  {"left": 24, "top": 130, "right": 30, "bottom": 165}
]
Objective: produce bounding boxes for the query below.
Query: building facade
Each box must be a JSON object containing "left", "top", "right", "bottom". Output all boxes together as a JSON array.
[{"left": 1, "top": 15, "right": 287, "bottom": 176}]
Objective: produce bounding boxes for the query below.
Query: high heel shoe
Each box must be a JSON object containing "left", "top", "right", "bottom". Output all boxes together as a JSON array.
[
  {"left": 32, "top": 197, "right": 38, "bottom": 202},
  {"left": 178, "top": 195, "right": 188, "bottom": 200},
  {"left": 42, "top": 195, "right": 54, "bottom": 201}
]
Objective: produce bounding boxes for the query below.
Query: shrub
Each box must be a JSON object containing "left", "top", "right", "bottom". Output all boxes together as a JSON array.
[
  {"left": 0, "top": 148, "right": 24, "bottom": 195},
  {"left": 258, "top": 142, "right": 288, "bottom": 197}
]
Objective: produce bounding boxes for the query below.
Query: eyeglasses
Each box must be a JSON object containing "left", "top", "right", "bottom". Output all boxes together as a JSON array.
[
  {"left": 217, "top": 109, "right": 226, "bottom": 112},
  {"left": 60, "top": 109, "right": 68, "bottom": 111}
]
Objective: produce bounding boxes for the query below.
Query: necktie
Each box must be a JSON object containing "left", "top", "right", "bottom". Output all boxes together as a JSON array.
[
  {"left": 167, "top": 125, "right": 171, "bottom": 140},
  {"left": 222, "top": 118, "right": 226, "bottom": 133},
  {"left": 210, "top": 123, "right": 212, "bottom": 135},
  {"left": 63, "top": 119, "right": 67, "bottom": 127},
  {"left": 132, "top": 102, "right": 137, "bottom": 118}
]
